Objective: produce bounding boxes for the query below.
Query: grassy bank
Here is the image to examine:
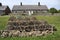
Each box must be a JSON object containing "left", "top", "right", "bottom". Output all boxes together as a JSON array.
[{"left": 0, "top": 16, "right": 60, "bottom": 40}]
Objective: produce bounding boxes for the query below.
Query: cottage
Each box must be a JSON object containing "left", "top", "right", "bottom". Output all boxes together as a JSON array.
[
  {"left": 12, "top": 2, "right": 48, "bottom": 15},
  {"left": 0, "top": 3, "right": 11, "bottom": 15}
]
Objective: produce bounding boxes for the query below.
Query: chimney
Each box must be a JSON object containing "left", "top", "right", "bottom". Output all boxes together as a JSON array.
[
  {"left": 20, "top": 2, "right": 22, "bottom": 6},
  {"left": 38, "top": 2, "right": 40, "bottom": 6},
  {"left": 0, "top": 3, "right": 2, "bottom": 6}
]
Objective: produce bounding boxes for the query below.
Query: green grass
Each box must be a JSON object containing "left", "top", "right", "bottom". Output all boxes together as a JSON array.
[
  {"left": 0, "top": 16, "right": 60, "bottom": 40},
  {"left": 0, "top": 16, "right": 10, "bottom": 30}
]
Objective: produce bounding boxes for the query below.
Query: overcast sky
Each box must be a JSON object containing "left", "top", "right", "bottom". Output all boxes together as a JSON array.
[{"left": 0, "top": 0, "right": 60, "bottom": 10}]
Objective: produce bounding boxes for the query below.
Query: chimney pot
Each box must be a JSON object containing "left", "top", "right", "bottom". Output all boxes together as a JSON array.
[
  {"left": 0, "top": 3, "right": 2, "bottom": 6},
  {"left": 20, "top": 2, "right": 22, "bottom": 6},
  {"left": 38, "top": 2, "right": 40, "bottom": 6}
]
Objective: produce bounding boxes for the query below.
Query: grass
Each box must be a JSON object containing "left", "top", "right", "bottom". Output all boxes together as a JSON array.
[
  {"left": 0, "top": 16, "right": 10, "bottom": 30},
  {"left": 0, "top": 15, "right": 60, "bottom": 40}
]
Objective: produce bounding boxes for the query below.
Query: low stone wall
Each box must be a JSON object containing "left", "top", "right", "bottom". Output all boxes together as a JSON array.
[
  {"left": 33, "top": 13, "right": 60, "bottom": 16},
  {"left": 11, "top": 13, "right": 60, "bottom": 16}
]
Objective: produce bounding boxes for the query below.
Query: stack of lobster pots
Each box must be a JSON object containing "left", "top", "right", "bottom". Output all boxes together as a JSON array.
[{"left": 0, "top": 16, "right": 57, "bottom": 38}]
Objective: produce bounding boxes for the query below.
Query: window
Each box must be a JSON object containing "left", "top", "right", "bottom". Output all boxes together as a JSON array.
[{"left": 23, "top": 11, "right": 26, "bottom": 13}]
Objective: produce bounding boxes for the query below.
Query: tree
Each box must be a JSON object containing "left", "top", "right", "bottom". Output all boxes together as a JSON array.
[
  {"left": 58, "top": 10, "right": 60, "bottom": 13},
  {"left": 49, "top": 8, "right": 58, "bottom": 15}
]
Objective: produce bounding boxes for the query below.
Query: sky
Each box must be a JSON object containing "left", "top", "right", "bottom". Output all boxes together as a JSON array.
[{"left": 0, "top": 0, "right": 60, "bottom": 10}]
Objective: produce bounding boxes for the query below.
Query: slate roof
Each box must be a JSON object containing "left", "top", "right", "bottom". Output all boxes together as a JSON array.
[
  {"left": 12, "top": 5, "right": 48, "bottom": 11},
  {"left": 0, "top": 6, "right": 7, "bottom": 10}
]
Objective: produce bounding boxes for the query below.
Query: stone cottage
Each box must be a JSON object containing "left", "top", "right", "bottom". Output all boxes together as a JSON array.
[
  {"left": 12, "top": 2, "right": 48, "bottom": 15},
  {"left": 0, "top": 3, "right": 11, "bottom": 15}
]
